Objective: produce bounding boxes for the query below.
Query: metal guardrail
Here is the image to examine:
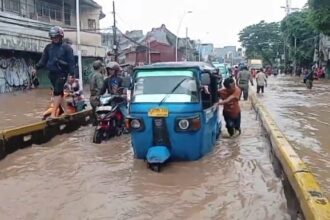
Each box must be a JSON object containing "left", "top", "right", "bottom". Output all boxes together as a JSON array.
[
  {"left": 0, "top": 109, "right": 92, "bottom": 160},
  {"left": 250, "top": 91, "right": 330, "bottom": 220}
]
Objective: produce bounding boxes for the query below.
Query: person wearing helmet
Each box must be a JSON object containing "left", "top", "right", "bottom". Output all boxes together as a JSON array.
[
  {"left": 102, "top": 62, "right": 123, "bottom": 94},
  {"left": 33, "top": 26, "right": 75, "bottom": 118},
  {"left": 89, "top": 60, "right": 105, "bottom": 125},
  {"left": 101, "top": 61, "right": 128, "bottom": 120}
]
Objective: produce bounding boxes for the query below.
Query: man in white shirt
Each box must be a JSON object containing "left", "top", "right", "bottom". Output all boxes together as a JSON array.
[{"left": 256, "top": 69, "right": 267, "bottom": 94}]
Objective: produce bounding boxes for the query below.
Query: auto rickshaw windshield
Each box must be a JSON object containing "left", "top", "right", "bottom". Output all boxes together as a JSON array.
[{"left": 132, "top": 70, "right": 199, "bottom": 103}]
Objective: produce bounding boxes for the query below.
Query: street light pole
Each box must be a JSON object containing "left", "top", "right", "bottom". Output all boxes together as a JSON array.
[
  {"left": 76, "top": 0, "right": 83, "bottom": 91},
  {"left": 175, "top": 11, "right": 192, "bottom": 62}
]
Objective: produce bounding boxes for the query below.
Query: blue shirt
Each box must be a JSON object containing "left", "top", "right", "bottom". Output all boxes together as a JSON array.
[{"left": 37, "top": 42, "right": 75, "bottom": 75}]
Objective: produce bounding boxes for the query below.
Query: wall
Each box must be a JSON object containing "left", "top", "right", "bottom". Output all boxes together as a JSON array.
[
  {"left": 65, "top": 31, "right": 102, "bottom": 47},
  {"left": 0, "top": 0, "right": 105, "bottom": 57},
  {"left": 0, "top": 53, "right": 36, "bottom": 93},
  {"left": 80, "top": 5, "right": 101, "bottom": 30}
]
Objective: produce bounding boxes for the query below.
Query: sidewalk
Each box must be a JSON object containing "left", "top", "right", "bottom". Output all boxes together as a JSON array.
[{"left": 251, "top": 75, "right": 330, "bottom": 197}]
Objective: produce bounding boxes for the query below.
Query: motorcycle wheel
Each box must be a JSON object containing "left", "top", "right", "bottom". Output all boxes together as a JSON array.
[
  {"left": 115, "top": 125, "right": 123, "bottom": 136},
  {"left": 93, "top": 129, "right": 102, "bottom": 144}
]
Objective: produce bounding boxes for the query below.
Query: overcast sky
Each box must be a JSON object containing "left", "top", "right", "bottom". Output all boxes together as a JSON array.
[{"left": 94, "top": 0, "right": 307, "bottom": 48}]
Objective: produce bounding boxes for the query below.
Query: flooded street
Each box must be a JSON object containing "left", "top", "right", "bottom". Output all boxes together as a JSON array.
[
  {"left": 256, "top": 75, "right": 330, "bottom": 197},
  {"left": 0, "top": 89, "right": 50, "bottom": 129},
  {"left": 0, "top": 102, "right": 290, "bottom": 220}
]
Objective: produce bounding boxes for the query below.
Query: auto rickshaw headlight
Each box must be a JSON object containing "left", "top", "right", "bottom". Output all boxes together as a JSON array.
[
  {"left": 130, "top": 119, "right": 141, "bottom": 129},
  {"left": 176, "top": 115, "right": 200, "bottom": 132},
  {"left": 178, "top": 119, "right": 190, "bottom": 130}
]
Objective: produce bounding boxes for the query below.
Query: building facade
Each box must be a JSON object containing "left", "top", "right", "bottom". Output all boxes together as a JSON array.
[{"left": 0, "top": 0, "right": 106, "bottom": 93}]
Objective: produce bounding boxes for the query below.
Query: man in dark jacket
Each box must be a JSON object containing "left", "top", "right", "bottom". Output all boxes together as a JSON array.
[{"left": 33, "top": 26, "right": 75, "bottom": 118}]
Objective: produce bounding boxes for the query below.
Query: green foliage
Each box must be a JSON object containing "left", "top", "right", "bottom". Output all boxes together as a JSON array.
[
  {"left": 308, "top": 0, "right": 330, "bottom": 35},
  {"left": 238, "top": 21, "right": 283, "bottom": 66},
  {"left": 281, "top": 11, "right": 317, "bottom": 67}
]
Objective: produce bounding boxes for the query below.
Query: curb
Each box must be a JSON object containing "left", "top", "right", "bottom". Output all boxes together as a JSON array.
[{"left": 250, "top": 91, "right": 330, "bottom": 220}]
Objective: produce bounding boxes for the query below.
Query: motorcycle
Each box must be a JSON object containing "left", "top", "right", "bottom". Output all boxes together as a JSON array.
[
  {"left": 93, "top": 93, "right": 126, "bottom": 144},
  {"left": 42, "top": 92, "right": 86, "bottom": 120}
]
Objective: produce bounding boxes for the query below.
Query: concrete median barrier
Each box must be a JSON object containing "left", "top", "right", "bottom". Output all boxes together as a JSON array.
[
  {"left": 0, "top": 132, "right": 5, "bottom": 159},
  {"left": 250, "top": 91, "right": 330, "bottom": 220},
  {"left": 0, "top": 109, "right": 92, "bottom": 159}
]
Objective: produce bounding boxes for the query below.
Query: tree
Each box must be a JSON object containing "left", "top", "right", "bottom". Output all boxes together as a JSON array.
[
  {"left": 281, "top": 11, "right": 317, "bottom": 67},
  {"left": 239, "top": 21, "right": 283, "bottom": 66},
  {"left": 308, "top": 0, "right": 330, "bottom": 35}
]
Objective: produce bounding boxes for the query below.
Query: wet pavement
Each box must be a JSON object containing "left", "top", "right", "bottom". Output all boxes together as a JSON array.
[
  {"left": 0, "top": 102, "right": 291, "bottom": 220},
  {"left": 253, "top": 75, "right": 330, "bottom": 197}
]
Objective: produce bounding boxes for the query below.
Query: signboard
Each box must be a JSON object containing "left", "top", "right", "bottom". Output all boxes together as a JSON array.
[{"left": 0, "top": 34, "right": 48, "bottom": 53}]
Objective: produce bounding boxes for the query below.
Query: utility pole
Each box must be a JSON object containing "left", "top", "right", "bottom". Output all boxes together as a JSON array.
[
  {"left": 281, "top": 0, "right": 299, "bottom": 71},
  {"left": 185, "top": 27, "right": 188, "bottom": 61},
  {"left": 293, "top": 36, "right": 297, "bottom": 75},
  {"left": 76, "top": 0, "right": 83, "bottom": 90},
  {"left": 112, "top": 0, "right": 118, "bottom": 62}
]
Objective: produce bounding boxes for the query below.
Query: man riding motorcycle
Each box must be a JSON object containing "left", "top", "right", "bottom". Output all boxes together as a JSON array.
[
  {"left": 100, "top": 62, "right": 128, "bottom": 119},
  {"left": 98, "top": 62, "right": 129, "bottom": 134}
]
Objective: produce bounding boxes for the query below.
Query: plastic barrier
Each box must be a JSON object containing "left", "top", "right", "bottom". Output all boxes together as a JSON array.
[
  {"left": 0, "top": 109, "right": 92, "bottom": 159},
  {"left": 250, "top": 91, "right": 330, "bottom": 220}
]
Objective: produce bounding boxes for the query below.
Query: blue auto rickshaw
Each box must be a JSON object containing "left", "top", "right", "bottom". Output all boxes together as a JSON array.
[{"left": 125, "top": 62, "right": 221, "bottom": 172}]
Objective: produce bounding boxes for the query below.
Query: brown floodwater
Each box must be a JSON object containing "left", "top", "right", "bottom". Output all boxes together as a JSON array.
[
  {"left": 0, "top": 101, "right": 291, "bottom": 220},
  {"left": 255, "top": 75, "right": 330, "bottom": 197},
  {"left": 0, "top": 89, "right": 50, "bottom": 129}
]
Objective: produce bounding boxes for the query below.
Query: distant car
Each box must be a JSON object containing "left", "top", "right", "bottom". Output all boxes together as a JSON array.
[{"left": 212, "top": 62, "right": 229, "bottom": 79}]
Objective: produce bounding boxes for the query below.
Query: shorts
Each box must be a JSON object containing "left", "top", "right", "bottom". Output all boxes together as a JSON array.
[
  {"left": 49, "top": 72, "right": 67, "bottom": 96},
  {"left": 223, "top": 111, "right": 241, "bottom": 136}
]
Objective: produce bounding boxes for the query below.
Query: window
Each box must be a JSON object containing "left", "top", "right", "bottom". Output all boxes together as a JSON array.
[
  {"left": 64, "top": 3, "right": 71, "bottom": 25},
  {"left": 133, "top": 70, "right": 199, "bottom": 103},
  {"left": 4, "top": 0, "right": 20, "bottom": 13},
  {"left": 36, "top": 0, "right": 63, "bottom": 22},
  {"left": 88, "top": 19, "right": 96, "bottom": 30}
]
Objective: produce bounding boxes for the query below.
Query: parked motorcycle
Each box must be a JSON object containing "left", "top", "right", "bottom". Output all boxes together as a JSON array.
[{"left": 93, "top": 93, "right": 126, "bottom": 144}]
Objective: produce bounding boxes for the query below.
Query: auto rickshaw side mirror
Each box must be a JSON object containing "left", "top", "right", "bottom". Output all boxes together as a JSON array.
[
  {"left": 122, "top": 76, "right": 132, "bottom": 89},
  {"left": 201, "top": 73, "right": 211, "bottom": 86}
]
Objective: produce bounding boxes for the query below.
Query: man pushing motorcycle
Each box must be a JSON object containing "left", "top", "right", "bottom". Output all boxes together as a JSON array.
[{"left": 33, "top": 26, "right": 75, "bottom": 119}]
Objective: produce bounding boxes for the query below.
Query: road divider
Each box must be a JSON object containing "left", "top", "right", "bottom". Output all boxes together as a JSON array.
[
  {"left": 250, "top": 90, "right": 330, "bottom": 220},
  {"left": 0, "top": 110, "right": 92, "bottom": 160}
]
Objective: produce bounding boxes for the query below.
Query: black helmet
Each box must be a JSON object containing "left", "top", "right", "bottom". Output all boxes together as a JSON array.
[{"left": 49, "top": 26, "right": 64, "bottom": 38}]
